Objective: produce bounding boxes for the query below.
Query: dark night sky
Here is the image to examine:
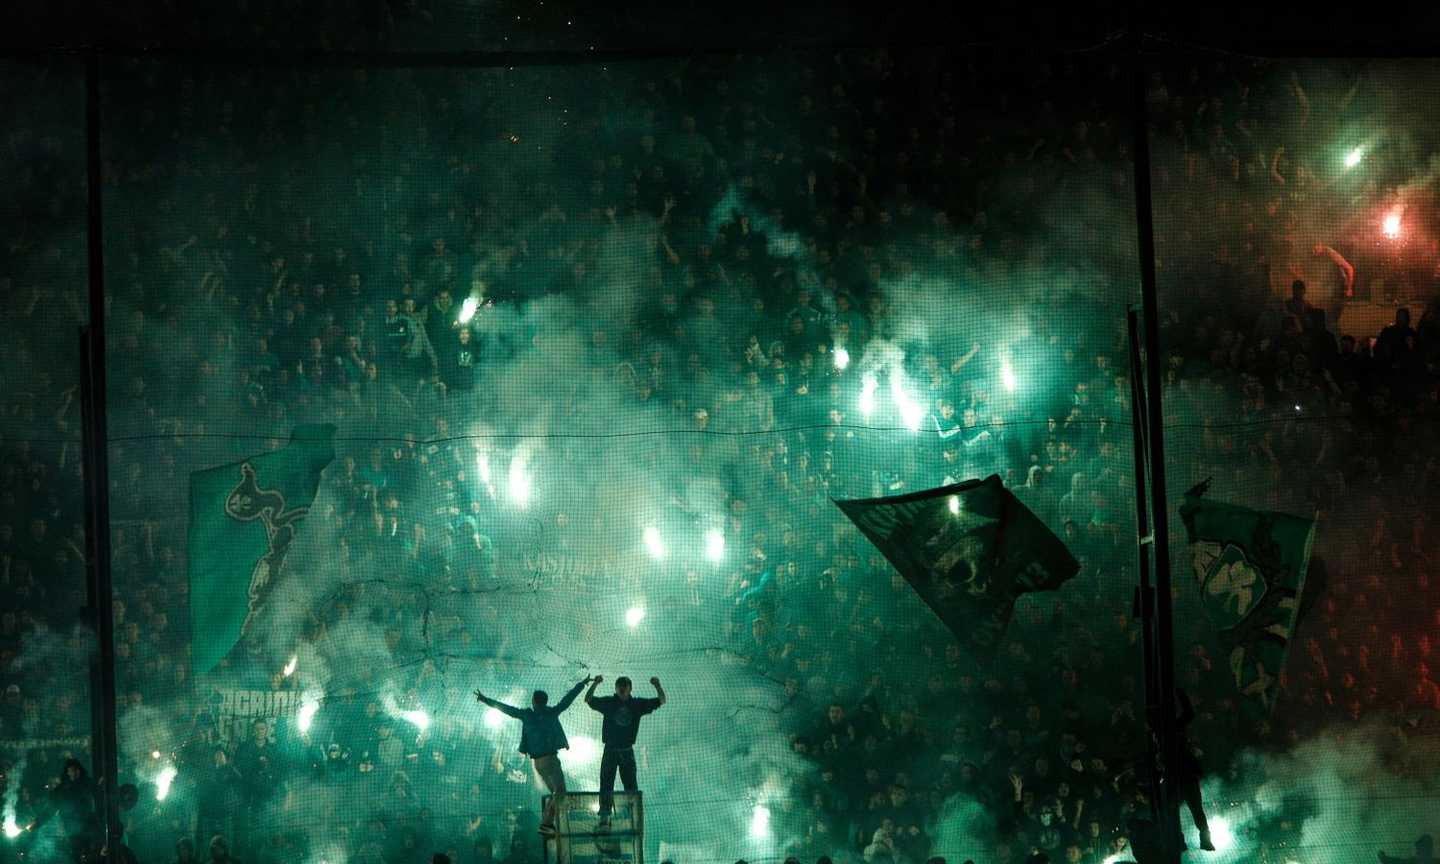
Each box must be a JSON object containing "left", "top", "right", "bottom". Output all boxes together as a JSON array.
[{"left": 7, "top": 1, "right": 1439, "bottom": 59}]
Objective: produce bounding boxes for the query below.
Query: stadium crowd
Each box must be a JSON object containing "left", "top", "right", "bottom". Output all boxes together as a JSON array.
[{"left": 4, "top": 40, "right": 1440, "bottom": 864}]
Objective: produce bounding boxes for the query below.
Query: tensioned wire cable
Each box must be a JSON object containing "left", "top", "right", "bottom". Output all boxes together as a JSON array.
[{"left": 0, "top": 412, "right": 1403, "bottom": 448}]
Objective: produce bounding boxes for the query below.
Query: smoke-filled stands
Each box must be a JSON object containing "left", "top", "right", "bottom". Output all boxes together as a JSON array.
[{"left": 2, "top": 41, "right": 1440, "bottom": 864}]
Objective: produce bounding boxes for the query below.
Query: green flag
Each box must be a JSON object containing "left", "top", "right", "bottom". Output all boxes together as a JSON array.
[
  {"left": 835, "top": 475, "right": 1079, "bottom": 658},
  {"left": 1179, "top": 490, "right": 1315, "bottom": 721},
  {"left": 188, "top": 424, "right": 336, "bottom": 676}
]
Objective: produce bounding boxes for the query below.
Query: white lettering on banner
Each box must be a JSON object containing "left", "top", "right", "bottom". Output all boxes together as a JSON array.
[
  {"left": 213, "top": 689, "right": 306, "bottom": 744},
  {"left": 522, "top": 553, "right": 624, "bottom": 581},
  {"left": 1014, "top": 560, "right": 1053, "bottom": 592},
  {"left": 853, "top": 499, "right": 930, "bottom": 542},
  {"left": 217, "top": 690, "right": 303, "bottom": 719},
  {"left": 0, "top": 737, "right": 90, "bottom": 750}
]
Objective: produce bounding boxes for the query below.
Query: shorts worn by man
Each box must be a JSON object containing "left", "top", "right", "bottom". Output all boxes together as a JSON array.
[
  {"left": 585, "top": 675, "right": 666, "bottom": 830},
  {"left": 476, "top": 676, "right": 593, "bottom": 835}
]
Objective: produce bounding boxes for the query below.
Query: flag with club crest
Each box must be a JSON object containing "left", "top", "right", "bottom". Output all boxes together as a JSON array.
[
  {"left": 1179, "top": 485, "right": 1315, "bottom": 721},
  {"left": 835, "top": 474, "right": 1079, "bottom": 658},
  {"left": 189, "top": 424, "right": 336, "bottom": 675}
]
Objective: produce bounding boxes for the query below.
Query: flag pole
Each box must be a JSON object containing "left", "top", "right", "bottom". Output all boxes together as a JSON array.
[
  {"left": 80, "top": 48, "right": 123, "bottom": 852},
  {"left": 1128, "top": 28, "right": 1183, "bottom": 864}
]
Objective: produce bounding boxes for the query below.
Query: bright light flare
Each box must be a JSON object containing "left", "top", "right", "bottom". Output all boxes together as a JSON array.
[
  {"left": 889, "top": 374, "right": 923, "bottom": 431},
  {"left": 283, "top": 655, "right": 298, "bottom": 677},
  {"left": 151, "top": 750, "right": 161, "bottom": 760},
  {"left": 507, "top": 454, "right": 532, "bottom": 508},
  {"left": 833, "top": 346, "right": 850, "bottom": 370},
  {"left": 859, "top": 373, "right": 878, "bottom": 417},
  {"left": 476, "top": 453, "right": 496, "bottom": 499},
  {"left": 1344, "top": 146, "right": 1364, "bottom": 168},
  {"left": 458, "top": 296, "right": 480, "bottom": 324},
  {"left": 748, "top": 804, "right": 771, "bottom": 839},
  {"left": 1100, "top": 854, "right": 1129, "bottom": 864},
  {"left": 643, "top": 526, "right": 666, "bottom": 560},
  {"left": 297, "top": 694, "right": 321, "bottom": 733},
  {"left": 625, "top": 606, "right": 647, "bottom": 628},
  {"left": 1207, "top": 816, "right": 1235, "bottom": 852},
  {"left": 1383, "top": 211, "right": 1402, "bottom": 239},
  {"left": 484, "top": 708, "right": 506, "bottom": 729},
  {"left": 3, "top": 814, "right": 20, "bottom": 839},
  {"left": 567, "top": 735, "right": 598, "bottom": 765},
  {"left": 948, "top": 495, "right": 961, "bottom": 515},
  {"left": 155, "top": 766, "right": 177, "bottom": 801},
  {"left": 401, "top": 709, "right": 430, "bottom": 731},
  {"left": 704, "top": 529, "right": 725, "bottom": 562},
  {"left": 1000, "top": 360, "right": 1017, "bottom": 392}
]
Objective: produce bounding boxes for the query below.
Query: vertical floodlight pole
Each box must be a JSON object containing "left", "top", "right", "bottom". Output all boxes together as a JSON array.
[
  {"left": 1128, "top": 31, "right": 1182, "bottom": 864},
  {"left": 81, "top": 48, "right": 122, "bottom": 855}
]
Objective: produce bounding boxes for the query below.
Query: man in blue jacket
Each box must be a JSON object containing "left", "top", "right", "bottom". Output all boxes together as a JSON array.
[{"left": 476, "top": 676, "right": 593, "bottom": 836}]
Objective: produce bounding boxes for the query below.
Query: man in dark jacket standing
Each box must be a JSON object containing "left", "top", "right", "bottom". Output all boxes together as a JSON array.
[
  {"left": 476, "top": 676, "right": 593, "bottom": 836},
  {"left": 28, "top": 758, "right": 100, "bottom": 862},
  {"left": 584, "top": 675, "right": 666, "bottom": 831}
]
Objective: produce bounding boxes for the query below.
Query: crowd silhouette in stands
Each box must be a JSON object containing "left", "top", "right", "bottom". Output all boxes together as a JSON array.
[{"left": 3, "top": 41, "right": 1440, "bottom": 864}]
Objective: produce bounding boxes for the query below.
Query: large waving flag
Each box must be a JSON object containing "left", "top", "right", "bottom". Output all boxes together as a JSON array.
[
  {"left": 1179, "top": 488, "right": 1315, "bottom": 721},
  {"left": 189, "top": 424, "right": 336, "bottom": 675},
  {"left": 835, "top": 475, "right": 1079, "bottom": 658}
]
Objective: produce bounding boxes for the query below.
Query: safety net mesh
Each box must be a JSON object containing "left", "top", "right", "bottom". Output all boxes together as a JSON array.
[{"left": 2, "top": 38, "right": 1438, "bottom": 864}]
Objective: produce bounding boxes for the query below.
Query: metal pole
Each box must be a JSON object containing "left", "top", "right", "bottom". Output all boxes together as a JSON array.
[
  {"left": 1130, "top": 31, "right": 1182, "bottom": 864},
  {"left": 1126, "top": 309, "right": 1162, "bottom": 824},
  {"left": 81, "top": 48, "right": 122, "bottom": 853}
]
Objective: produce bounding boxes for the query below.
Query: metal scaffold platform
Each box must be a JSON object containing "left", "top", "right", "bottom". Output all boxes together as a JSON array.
[{"left": 541, "top": 791, "right": 644, "bottom": 864}]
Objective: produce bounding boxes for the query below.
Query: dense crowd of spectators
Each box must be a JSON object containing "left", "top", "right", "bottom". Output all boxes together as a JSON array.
[{"left": 4, "top": 41, "right": 1440, "bottom": 864}]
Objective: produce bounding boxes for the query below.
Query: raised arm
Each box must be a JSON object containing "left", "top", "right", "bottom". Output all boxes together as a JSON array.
[
  {"left": 739, "top": 570, "right": 772, "bottom": 603},
  {"left": 950, "top": 341, "right": 981, "bottom": 373},
  {"left": 554, "top": 676, "right": 592, "bottom": 713},
  {"left": 1317, "top": 243, "right": 1355, "bottom": 296},
  {"left": 584, "top": 675, "right": 604, "bottom": 709},
  {"left": 962, "top": 428, "right": 992, "bottom": 448},
  {"left": 650, "top": 676, "right": 667, "bottom": 706},
  {"left": 475, "top": 690, "right": 523, "bottom": 719}
]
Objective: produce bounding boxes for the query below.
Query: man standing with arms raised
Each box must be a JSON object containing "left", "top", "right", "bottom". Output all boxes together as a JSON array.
[
  {"left": 584, "top": 675, "right": 666, "bottom": 832},
  {"left": 476, "top": 675, "right": 593, "bottom": 837}
]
